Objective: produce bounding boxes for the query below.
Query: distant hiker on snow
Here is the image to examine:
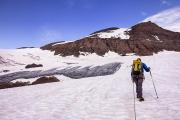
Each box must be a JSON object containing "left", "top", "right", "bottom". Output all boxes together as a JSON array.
[{"left": 131, "top": 58, "right": 150, "bottom": 101}]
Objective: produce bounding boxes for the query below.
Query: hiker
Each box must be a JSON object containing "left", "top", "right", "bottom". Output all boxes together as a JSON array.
[{"left": 131, "top": 58, "right": 150, "bottom": 101}]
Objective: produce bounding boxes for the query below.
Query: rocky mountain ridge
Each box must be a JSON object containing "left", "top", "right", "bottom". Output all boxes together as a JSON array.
[{"left": 41, "top": 21, "right": 180, "bottom": 56}]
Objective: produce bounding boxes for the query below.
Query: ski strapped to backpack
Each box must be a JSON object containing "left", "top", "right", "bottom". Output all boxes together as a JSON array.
[{"left": 132, "top": 59, "right": 142, "bottom": 75}]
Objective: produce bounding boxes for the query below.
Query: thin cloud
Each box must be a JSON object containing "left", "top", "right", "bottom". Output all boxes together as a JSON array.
[
  {"left": 66, "top": 0, "right": 76, "bottom": 8},
  {"left": 39, "top": 27, "right": 62, "bottom": 42},
  {"left": 66, "top": 0, "right": 93, "bottom": 9},
  {"left": 143, "top": 7, "right": 180, "bottom": 32},
  {"left": 81, "top": 0, "right": 93, "bottom": 9},
  {"left": 160, "top": 0, "right": 171, "bottom": 6},
  {"left": 141, "top": 11, "right": 148, "bottom": 16}
]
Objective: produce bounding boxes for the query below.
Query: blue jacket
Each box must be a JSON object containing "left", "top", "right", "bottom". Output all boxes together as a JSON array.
[{"left": 141, "top": 62, "right": 150, "bottom": 73}]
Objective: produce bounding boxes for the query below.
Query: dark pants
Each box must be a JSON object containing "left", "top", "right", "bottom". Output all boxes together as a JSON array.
[{"left": 132, "top": 75, "right": 144, "bottom": 98}]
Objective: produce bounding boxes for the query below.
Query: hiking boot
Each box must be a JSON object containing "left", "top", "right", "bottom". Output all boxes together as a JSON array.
[{"left": 139, "top": 97, "right": 144, "bottom": 102}]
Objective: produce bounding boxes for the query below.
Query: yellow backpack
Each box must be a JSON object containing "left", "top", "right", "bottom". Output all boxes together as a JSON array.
[{"left": 132, "top": 59, "right": 142, "bottom": 75}]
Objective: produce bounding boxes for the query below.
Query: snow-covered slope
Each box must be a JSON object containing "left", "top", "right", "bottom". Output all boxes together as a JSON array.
[
  {"left": 0, "top": 48, "right": 120, "bottom": 74},
  {"left": 0, "top": 48, "right": 180, "bottom": 120},
  {"left": 0, "top": 48, "right": 65, "bottom": 73},
  {"left": 89, "top": 28, "right": 130, "bottom": 39},
  {"left": 143, "top": 7, "right": 180, "bottom": 32}
]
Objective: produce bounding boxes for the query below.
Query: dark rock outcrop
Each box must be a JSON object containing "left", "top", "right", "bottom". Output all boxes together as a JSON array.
[
  {"left": 17, "top": 47, "right": 35, "bottom": 49},
  {"left": 41, "top": 38, "right": 132, "bottom": 56},
  {"left": 3, "top": 70, "right": 9, "bottom": 73},
  {"left": 0, "top": 76, "right": 59, "bottom": 89},
  {"left": 25, "top": 63, "right": 43, "bottom": 69},
  {"left": 0, "top": 81, "right": 30, "bottom": 89},
  {"left": 32, "top": 76, "right": 60, "bottom": 85},
  {"left": 41, "top": 21, "right": 180, "bottom": 56}
]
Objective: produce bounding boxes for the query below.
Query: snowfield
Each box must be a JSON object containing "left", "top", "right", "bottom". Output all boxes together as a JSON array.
[
  {"left": 89, "top": 28, "right": 130, "bottom": 39},
  {"left": 0, "top": 48, "right": 180, "bottom": 120}
]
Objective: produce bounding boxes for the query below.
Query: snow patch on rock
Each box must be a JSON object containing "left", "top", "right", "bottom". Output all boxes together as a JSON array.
[
  {"left": 152, "top": 35, "right": 163, "bottom": 42},
  {"left": 52, "top": 41, "right": 73, "bottom": 46},
  {"left": 90, "top": 28, "right": 130, "bottom": 39}
]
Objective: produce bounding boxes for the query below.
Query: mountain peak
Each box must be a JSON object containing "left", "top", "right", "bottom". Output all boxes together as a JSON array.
[{"left": 131, "top": 21, "right": 164, "bottom": 32}]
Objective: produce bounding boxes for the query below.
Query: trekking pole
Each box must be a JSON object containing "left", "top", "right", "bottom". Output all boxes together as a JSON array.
[
  {"left": 132, "top": 81, "right": 137, "bottom": 120},
  {"left": 150, "top": 70, "right": 159, "bottom": 99}
]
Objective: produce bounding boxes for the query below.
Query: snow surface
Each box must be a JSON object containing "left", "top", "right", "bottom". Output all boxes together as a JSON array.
[
  {"left": 89, "top": 28, "right": 130, "bottom": 39},
  {"left": 11, "top": 78, "right": 37, "bottom": 84},
  {"left": 52, "top": 41, "right": 73, "bottom": 46},
  {"left": 0, "top": 49, "right": 180, "bottom": 120},
  {"left": 0, "top": 48, "right": 67, "bottom": 74}
]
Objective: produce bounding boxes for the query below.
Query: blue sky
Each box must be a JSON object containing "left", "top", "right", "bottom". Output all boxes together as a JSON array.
[{"left": 0, "top": 0, "right": 180, "bottom": 48}]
